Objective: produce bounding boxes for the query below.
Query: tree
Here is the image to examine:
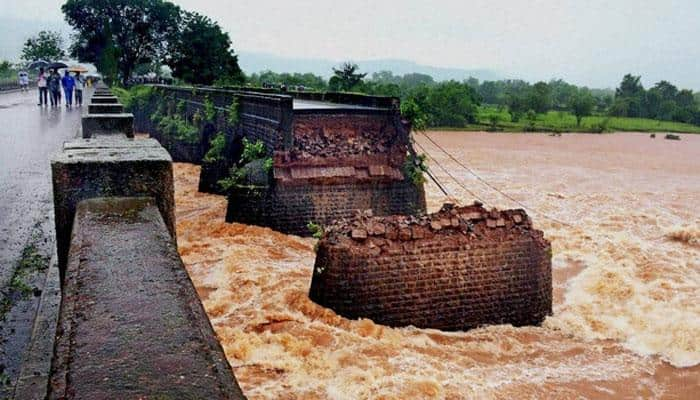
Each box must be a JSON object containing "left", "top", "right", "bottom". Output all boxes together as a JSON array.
[
  {"left": 328, "top": 62, "right": 366, "bottom": 91},
  {"left": 527, "top": 81, "right": 552, "bottom": 114},
  {"left": 62, "top": 0, "right": 181, "bottom": 84},
  {"left": 21, "top": 31, "right": 66, "bottom": 62},
  {"left": 167, "top": 12, "right": 243, "bottom": 85},
  {"left": 0, "top": 60, "right": 10, "bottom": 74},
  {"left": 425, "top": 81, "right": 480, "bottom": 127},
  {"left": 613, "top": 74, "right": 645, "bottom": 117},
  {"left": 569, "top": 89, "right": 595, "bottom": 126}
]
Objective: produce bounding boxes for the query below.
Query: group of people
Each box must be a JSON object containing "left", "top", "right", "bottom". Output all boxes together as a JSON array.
[{"left": 36, "top": 67, "right": 85, "bottom": 108}]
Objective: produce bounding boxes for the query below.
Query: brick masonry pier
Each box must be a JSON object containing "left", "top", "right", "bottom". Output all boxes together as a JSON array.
[{"left": 309, "top": 203, "right": 552, "bottom": 331}]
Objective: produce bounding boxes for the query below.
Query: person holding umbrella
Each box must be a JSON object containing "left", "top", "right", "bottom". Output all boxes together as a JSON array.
[
  {"left": 61, "top": 70, "right": 75, "bottom": 108},
  {"left": 68, "top": 66, "right": 88, "bottom": 107},
  {"left": 37, "top": 67, "right": 48, "bottom": 106},
  {"left": 47, "top": 69, "right": 61, "bottom": 107}
]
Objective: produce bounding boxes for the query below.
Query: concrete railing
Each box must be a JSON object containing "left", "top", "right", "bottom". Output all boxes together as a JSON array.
[{"left": 48, "top": 87, "right": 247, "bottom": 399}]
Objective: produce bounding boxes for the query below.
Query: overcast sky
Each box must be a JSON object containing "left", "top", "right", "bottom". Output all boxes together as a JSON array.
[{"left": 2, "top": 0, "right": 699, "bottom": 89}]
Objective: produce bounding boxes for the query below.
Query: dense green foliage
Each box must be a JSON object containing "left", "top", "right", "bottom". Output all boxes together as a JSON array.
[
  {"left": 21, "top": 31, "right": 66, "bottom": 62},
  {"left": 609, "top": 75, "right": 700, "bottom": 125},
  {"left": 167, "top": 12, "right": 244, "bottom": 85},
  {"left": 468, "top": 107, "right": 700, "bottom": 133},
  {"left": 112, "top": 85, "right": 155, "bottom": 112},
  {"left": 319, "top": 66, "right": 700, "bottom": 131},
  {"left": 63, "top": 0, "right": 181, "bottom": 83},
  {"left": 62, "top": 0, "right": 242, "bottom": 85},
  {"left": 218, "top": 138, "right": 271, "bottom": 191}
]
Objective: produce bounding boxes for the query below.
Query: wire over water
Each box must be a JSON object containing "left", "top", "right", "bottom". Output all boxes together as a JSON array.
[{"left": 417, "top": 132, "right": 575, "bottom": 228}]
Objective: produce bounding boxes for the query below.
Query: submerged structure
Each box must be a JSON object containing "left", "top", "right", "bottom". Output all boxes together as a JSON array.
[{"left": 309, "top": 203, "right": 552, "bottom": 331}]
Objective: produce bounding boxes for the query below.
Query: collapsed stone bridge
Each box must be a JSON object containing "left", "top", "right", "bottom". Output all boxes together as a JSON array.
[{"left": 20, "top": 84, "right": 552, "bottom": 399}]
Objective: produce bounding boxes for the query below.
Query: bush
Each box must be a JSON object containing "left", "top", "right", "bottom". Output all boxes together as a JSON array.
[
  {"left": 112, "top": 85, "right": 155, "bottom": 112},
  {"left": 227, "top": 98, "right": 240, "bottom": 126},
  {"left": 241, "top": 138, "right": 266, "bottom": 163},
  {"left": 203, "top": 132, "right": 225, "bottom": 162},
  {"left": 217, "top": 138, "right": 272, "bottom": 190},
  {"left": 403, "top": 153, "right": 428, "bottom": 186},
  {"left": 307, "top": 221, "right": 324, "bottom": 239},
  {"left": 158, "top": 115, "right": 199, "bottom": 143},
  {"left": 204, "top": 97, "right": 217, "bottom": 122}
]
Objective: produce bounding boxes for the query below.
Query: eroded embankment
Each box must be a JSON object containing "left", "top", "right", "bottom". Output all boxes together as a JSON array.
[{"left": 173, "top": 131, "right": 699, "bottom": 399}]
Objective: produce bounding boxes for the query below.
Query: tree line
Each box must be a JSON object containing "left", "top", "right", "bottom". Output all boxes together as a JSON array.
[{"left": 255, "top": 64, "right": 700, "bottom": 128}]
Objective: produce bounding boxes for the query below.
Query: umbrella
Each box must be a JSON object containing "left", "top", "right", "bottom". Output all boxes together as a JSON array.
[
  {"left": 48, "top": 62, "right": 68, "bottom": 70},
  {"left": 68, "top": 65, "right": 89, "bottom": 73},
  {"left": 26, "top": 59, "right": 49, "bottom": 69}
]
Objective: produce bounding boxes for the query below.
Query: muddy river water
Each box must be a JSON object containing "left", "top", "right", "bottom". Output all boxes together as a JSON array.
[{"left": 173, "top": 131, "right": 699, "bottom": 399}]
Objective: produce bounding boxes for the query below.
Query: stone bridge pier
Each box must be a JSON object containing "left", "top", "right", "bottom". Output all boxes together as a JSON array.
[{"left": 33, "top": 87, "right": 247, "bottom": 399}]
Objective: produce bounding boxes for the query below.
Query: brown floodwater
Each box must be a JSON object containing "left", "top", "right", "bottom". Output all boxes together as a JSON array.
[{"left": 173, "top": 131, "right": 699, "bottom": 399}]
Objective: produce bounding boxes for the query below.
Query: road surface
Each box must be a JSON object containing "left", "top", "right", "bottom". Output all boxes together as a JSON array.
[{"left": 0, "top": 88, "right": 87, "bottom": 396}]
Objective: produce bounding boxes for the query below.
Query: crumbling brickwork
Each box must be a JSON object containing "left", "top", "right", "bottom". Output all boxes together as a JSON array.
[{"left": 309, "top": 203, "right": 552, "bottom": 331}]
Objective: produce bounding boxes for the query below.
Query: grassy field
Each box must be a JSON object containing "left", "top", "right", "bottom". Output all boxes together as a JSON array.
[{"left": 455, "top": 106, "right": 700, "bottom": 133}]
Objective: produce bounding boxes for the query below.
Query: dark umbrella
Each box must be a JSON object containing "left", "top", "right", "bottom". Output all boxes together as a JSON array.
[
  {"left": 48, "top": 62, "right": 68, "bottom": 70},
  {"left": 26, "top": 59, "right": 49, "bottom": 69}
]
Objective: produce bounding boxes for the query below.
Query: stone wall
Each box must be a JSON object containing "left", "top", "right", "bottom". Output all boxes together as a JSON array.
[
  {"left": 226, "top": 180, "right": 425, "bottom": 236},
  {"left": 309, "top": 203, "right": 552, "bottom": 331}
]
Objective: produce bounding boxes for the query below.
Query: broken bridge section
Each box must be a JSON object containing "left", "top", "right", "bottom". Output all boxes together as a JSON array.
[{"left": 309, "top": 203, "right": 553, "bottom": 331}]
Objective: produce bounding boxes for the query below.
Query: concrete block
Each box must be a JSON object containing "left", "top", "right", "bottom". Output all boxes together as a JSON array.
[
  {"left": 90, "top": 96, "right": 119, "bottom": 104},
  {"left": 51, "top": 137, "right": 175, "bottom": 278},
  {"left": 49, "top": 197, "right": 245, "bottom": 399},
  {"left": 87, "top": 103, "right": 124, "bottom": 114},
  {"left": 81, "top": 113, "right": 134, "bottom": 138}
]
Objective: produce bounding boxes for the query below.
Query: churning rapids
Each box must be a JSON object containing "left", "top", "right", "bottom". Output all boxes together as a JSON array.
[{"left": 173, "top": 131, "right": 699, "bottom": 399}]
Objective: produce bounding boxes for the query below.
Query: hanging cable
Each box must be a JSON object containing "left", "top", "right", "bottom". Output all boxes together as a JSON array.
[
  {"left": 414, "top": 139, "right": 488, "bottom": 206},
  {"left": 418, "top": 132, "right": 575, "bottom": 228}
]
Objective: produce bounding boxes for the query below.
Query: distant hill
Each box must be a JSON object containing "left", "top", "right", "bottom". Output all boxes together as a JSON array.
[{"left": 237, "top": 51, "right": 504, "bottom": 82}]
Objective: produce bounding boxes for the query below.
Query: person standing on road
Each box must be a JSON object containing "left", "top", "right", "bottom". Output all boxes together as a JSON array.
[
  {"left": 47, "top": 69, "right": 61, "bottom": 107},
  {"left": 61, "top": 71, "right": 75, "bottom": 108},
  {"left": 37, "top": 67, "right": 48, "bottom": 106},
  {"left": 74, "top": 72, "right": 84, "bottom": 107},
  {"left": 18, "top": 71, "right": 29, "bottom": 92}
]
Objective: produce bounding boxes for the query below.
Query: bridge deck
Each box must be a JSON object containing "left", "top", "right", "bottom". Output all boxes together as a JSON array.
[
  {"left": 50, "top": 197, "right": 245, "bottom": 399},
  {"left": 293, "top": 98, "right": 382, "bottom": 110}
]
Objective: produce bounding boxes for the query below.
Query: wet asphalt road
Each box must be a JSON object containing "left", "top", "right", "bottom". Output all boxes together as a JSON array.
[{"left": 0, "top": 89, "right": 85, "bottom": 288}]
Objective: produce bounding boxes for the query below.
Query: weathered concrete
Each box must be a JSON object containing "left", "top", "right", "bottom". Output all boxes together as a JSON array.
[
  {"left": 90, "top": 96, "right": 119, "bottom": 104},
  {"left": 51, "top": 137, "right": 175, "bottom": 279},
  {"left": 49, "top": 197, "right": 246, "bottom": 399},
  {"left": 87, "top": 103, "right": 124, "bottom": 114},
  {"left": 81, "top": 113, "right": 134, "bottom": 138}
]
